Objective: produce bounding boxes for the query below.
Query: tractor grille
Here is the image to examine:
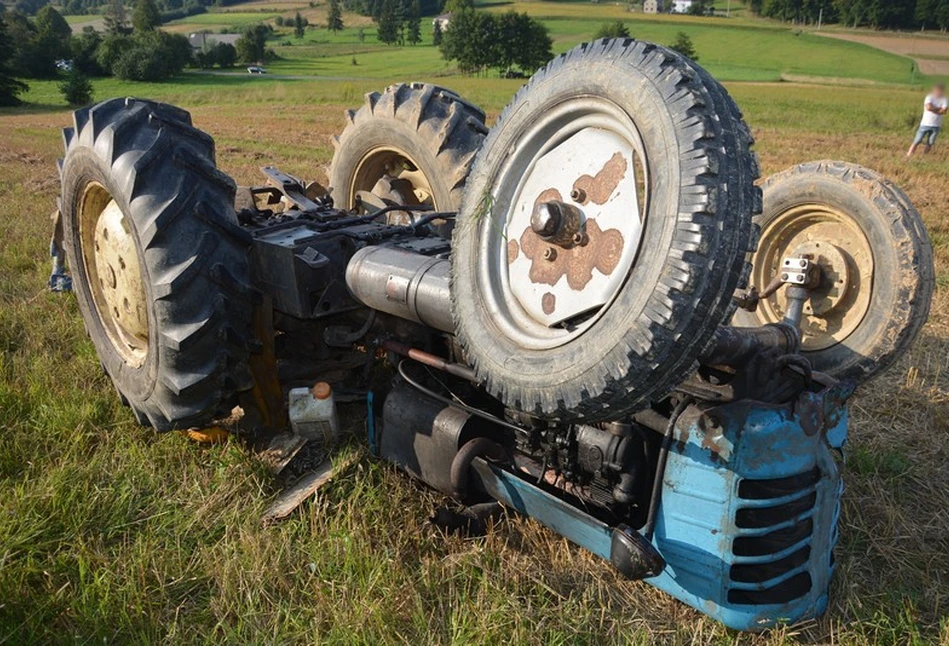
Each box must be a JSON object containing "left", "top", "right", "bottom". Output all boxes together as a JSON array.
[{"left": 726, "top": 467, "right": 820, "bottom": 605}]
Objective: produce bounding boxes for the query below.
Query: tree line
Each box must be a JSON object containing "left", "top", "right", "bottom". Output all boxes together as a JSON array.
[
  {"left": 15, "top": 0, "right": 237, "bottom": 23},
  {"left": 0, "top": 0, "right": 287, "bottom": 106},
  {"left": 438, "top": 8, "right": 552, "bottom": 76},
  {"left": 342, "top": 0, "right": 440, "bottom": 21},
  {"left": 750, "top": 0, "right": 949, "bottom": 30},
  {"left": 374, "top": 0, "right": 423, "bottom": 45}
]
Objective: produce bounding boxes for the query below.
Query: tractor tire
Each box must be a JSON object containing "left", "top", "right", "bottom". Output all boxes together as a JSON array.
[
  {"left": 732, "top": 160, "right": 934, "bottom": 385},
  {"left": 452, "top": 39, "right": 760, "bottom": 421},
  {"left": 59, "top": 97, "right": 256, "bottom": 431},
  {"left": 329, "top": 83, "right": 488, "bottom": 217}
]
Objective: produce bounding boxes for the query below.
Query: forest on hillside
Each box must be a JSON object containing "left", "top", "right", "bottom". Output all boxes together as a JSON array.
[{"left": 751, "top": 0, "right": 949, "bottom": 30}]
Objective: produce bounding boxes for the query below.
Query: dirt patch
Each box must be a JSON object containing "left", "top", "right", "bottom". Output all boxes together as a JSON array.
[{"left": 820, "top": 32, "right": 949, "bottom": 75}]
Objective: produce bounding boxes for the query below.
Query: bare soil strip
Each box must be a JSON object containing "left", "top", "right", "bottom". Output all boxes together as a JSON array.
[{"left": 819, "top": 31, "right": 949, "bottom": 75}]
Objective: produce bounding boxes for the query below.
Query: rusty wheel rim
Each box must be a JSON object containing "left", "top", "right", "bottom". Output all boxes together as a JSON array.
[
  {"left": 478, "top": 97, "right": 649, "bottom": 351},
  {"left": 753, "top": 203, "right": 874, "bottom": 351},
  {"left": 350, "top": 146, "right": 435, "bottom": 223},
  {"left": 78, "top": 182, "right": 149, "bottom": 367}
]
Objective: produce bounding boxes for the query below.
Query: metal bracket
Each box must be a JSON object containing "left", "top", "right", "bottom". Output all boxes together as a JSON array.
[
  {"left": 261, "top": 166, "right": 325, "bottom": 212},
  {"left": 48, "top": 210, "right": 72, "bottom": 292}
]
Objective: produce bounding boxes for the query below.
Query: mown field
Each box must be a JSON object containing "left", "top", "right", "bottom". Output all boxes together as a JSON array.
[{"left": 1, "top": 72, "right": 949, "bottom": 643}]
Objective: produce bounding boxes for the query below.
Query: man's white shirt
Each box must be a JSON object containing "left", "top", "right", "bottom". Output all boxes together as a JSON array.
[{"left": 921, "top": 94, "right": 948, "bottom": 128}]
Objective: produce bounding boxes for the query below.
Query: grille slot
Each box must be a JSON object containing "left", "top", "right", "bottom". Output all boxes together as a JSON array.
[
  {"left": 730, "top": 546, "right": 810, "bottom": 583},
  {"left": 727, "top": 572, "right": 813, "bottom": 605},
  {"left": 728, "top": 469, "right": 822, "bottom": 605},
  {"left": 733, "top": 518, "right": 813, "bottom": 557},
  {"left": 737, "top": 467, "right": 819, "bottom": 500},
  {"left": 735, "top": 491, "right": 817, "bottom": 529}
]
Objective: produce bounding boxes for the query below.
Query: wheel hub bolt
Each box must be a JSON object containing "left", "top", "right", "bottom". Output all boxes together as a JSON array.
[
  {"left": 544, "top": 247, "right": 558, "bottom": 261},
  {"left": 570, "top": 188, "right": 585, "bottom": 202},
  {"left": 530, "top": 200, "right": 585, "bottom": 247},
  {"left": 531, "top": 202, "right": 562, "bottom": 237}
]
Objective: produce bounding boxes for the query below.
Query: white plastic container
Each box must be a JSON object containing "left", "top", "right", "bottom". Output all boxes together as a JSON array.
[{"left": 288, "top": 382, "right": 339, "bottom": 446}]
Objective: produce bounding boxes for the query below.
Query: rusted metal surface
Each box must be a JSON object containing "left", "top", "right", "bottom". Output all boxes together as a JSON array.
[
  {"left": 572, "top": 152, "right": 628, "bottom": 205},
  {"left": 794, "top": 376, "right": 855, "bottom": 437},
  {"left": 699, "top": 414, "right": 734, "bottom": 464},
  {"left": 519, "top": 218, "right": 623, "bottom": 290},
  {"left": 500, "top": 124, "right": 645, "bottom": 330},
  {"left": 530, "top": 200, "right": 585, "bottom": 248},
  {"left": 240, "top": 295, "right": 288, "bottom": 432},
  {"left": 507, "top": 239, "right": 519, "bottom": 264},
  {"left": 541, "top": 292, "right": 556, "bottom": 315}
]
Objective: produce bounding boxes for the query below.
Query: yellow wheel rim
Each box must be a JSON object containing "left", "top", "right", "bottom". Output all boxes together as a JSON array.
[
  {"left": 753, "top": 203, "right": 874, "bottom": 351},
  {"left": 350, "top": 146, "right": 437, "bottom": 223},
  {"left": 78, "top": 182, "right": 149, "bottom": 366}
]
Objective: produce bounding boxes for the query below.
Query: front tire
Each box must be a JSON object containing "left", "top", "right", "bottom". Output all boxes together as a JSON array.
[
  {"left": 733, "top": 161, "right": 934, "bottom": 384},
  {"left": 452, "top": 39, "right": 760, "bottom": 421},
  {"left": 60, "top": 98, "right": 256, "bottom": 431}
]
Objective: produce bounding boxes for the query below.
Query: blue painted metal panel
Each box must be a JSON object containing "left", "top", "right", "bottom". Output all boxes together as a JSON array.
[
  {"left": 472, "top": 459, "right": 614, "bottom": 560},
  {"left": 649, "top": 393, "right": 847, "bottom": 630},
  {"left": 469, "top": 380, "right": 849, "bottom": 631}
]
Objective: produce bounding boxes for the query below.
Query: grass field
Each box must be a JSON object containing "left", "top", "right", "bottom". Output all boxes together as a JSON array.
[
  {"left": 253, "top": 5, "right": 930, "bottom": 84},
  {"left": 2, "top": 73, "right": 949, "bottom": 643},
  {"left": 3, "top": 0, "right": 949, "bottom": 642},
  {"left": 49, "top": 0, "right": 929, "bottom": 85}
]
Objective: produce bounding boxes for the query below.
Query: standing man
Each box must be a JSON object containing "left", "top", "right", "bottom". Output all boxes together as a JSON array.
[{"left": 907, "top": 83, "right": 948, "bottom": 157}]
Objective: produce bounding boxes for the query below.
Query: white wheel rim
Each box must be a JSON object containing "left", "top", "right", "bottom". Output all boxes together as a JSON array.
[{"left": 476, "top": 98, "right": 649, "bottom": 351}]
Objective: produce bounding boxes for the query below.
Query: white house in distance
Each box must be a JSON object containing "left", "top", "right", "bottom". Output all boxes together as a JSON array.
[
  {"left": 432, "top": 13, "right": 452, "bottom": 31},
  {"left": 672, "top": 0, "right": 693, "bottom": 12},
  {"left": 643, "top": 0, "right": 663, "bottom": 13}
]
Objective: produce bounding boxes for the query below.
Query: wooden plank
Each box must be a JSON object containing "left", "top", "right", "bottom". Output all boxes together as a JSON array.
[
  {"left": 257, "top": 431, "right": 308, "bottom": 474},
  {"left": 260, "top": 456, "right": 355, "bottom": 523}
]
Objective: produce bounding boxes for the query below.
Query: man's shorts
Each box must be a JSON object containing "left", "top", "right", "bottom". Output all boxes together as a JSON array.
[{"left": 913, "top": 125, "right": 941, "bottom": 146}]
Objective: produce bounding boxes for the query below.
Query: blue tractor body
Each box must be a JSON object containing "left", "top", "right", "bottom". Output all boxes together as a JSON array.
[
  {"left": 429, "top": 378, "right": 853, "bottom": 631},
  {"left": 649, "top": 381, "right": 851, "bottom": 630}
]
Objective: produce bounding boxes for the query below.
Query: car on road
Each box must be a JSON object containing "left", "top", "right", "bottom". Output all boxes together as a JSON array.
[{"left": 247, "top": 66, "right": 267, "bottom": 74}]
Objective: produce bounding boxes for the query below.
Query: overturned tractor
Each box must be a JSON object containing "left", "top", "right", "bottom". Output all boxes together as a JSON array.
[{"left": 51, "top": 40, "right": 933, "bottom": 631}]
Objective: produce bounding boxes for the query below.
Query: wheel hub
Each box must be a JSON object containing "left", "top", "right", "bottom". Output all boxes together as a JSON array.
[
  {"left": 79, "top": 182, "right": 149, "bottom": 366},
  {"left": 754, "top": 203, "right": 873, "bottom": 351},
  {"left": 501, "top": 110, "right": 648, "bottom": 336},
  {"left": 352, "top": 147, "right": 435, "bottom": 224}
]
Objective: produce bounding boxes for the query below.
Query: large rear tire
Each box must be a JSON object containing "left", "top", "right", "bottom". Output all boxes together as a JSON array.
[
  {"left": 452, "top": 39, "right": 760, "bottom": 421},
  {"left": 60, "top": 98, "right": 256, "bottom": 431},
  {"left": 329, "top": 83, "right": 487, "bottom": 220}
]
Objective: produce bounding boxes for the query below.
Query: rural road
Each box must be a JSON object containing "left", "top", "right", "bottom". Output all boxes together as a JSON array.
[{"left": 192, "top": 70, "right": 378, "bottom": 82}]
